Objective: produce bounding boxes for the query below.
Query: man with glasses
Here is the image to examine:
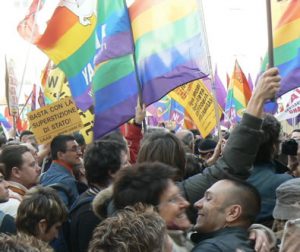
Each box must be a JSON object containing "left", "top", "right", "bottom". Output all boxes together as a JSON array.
[{"left": 40, "top": 135, "right": 82, "bottom": 208}]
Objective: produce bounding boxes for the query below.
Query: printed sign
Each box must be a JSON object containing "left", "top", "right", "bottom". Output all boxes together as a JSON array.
[{"left": 27, "top": 97, "right": 83, "bottom": 144}]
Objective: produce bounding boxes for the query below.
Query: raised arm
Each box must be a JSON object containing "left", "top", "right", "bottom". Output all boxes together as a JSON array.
[{"left": 179, "top": 68, "right": 281, "bottom": 205}]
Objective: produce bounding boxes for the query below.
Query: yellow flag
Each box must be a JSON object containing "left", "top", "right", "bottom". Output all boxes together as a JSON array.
[
  {"left": 170, "top": 80, "right": 221, "bottom": 138},
  {"left": 44, "top": 67, "right": 94, "bottom": 144}
]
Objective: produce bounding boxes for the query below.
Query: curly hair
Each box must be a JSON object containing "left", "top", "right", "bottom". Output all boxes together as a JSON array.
[
  {"left": 88, "top": 204, "right": 166, "bottom": 252},
  {"left": 0, "top": 233, "right": 53, "bottom": 252},
  {"left": 113, "top": 162, "right": 176, "bottom": 210}
]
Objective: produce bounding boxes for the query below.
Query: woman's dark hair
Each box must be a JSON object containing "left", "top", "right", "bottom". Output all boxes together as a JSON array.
[
  {"left": 113, "top": 162, "right": 176, "bottom": 210},
  {"left": 255, "top": 114, "right": 281, "bottom": 163}
]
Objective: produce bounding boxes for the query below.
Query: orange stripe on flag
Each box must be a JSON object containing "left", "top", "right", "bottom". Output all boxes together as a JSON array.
[
  {"left": 276, "top": 0, "right": 300, "bottom": 28},
  {"left": 37, "top": 7, "right": 77, "bottom": 49},
  {"left": 129, "top": 0, "right": 164, "bottom": 21}
]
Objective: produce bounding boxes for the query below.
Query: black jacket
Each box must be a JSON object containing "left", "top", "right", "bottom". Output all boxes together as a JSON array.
[{"left": 191, "top": 227, "right": 255, "bottom": 252}]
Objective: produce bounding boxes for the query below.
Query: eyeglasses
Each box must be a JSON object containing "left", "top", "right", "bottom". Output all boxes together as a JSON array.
[
  {"left": 65, "top": 146, "right": 82, "bottom": 153},
  {"left": 159, "top": 193, "right": 186, "bottom": 206}
]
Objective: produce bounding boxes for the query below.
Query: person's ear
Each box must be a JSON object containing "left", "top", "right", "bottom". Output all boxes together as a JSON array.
[
  {"left": 37, "top": 219, "right": 48, "bottom": 235},
  {"left": 11, "top": 167, "right": 21, "bottom": 179},
  {"left": 57, "top": 151, "right": 65, "bottom": 160},
  {"left": 225, "top": 205, "right": 242, "bottom": 223}
]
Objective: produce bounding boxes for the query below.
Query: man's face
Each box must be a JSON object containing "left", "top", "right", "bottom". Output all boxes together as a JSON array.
[
  {"left": 194, "top": 180, "right": 231, "bottom": 234},
  {"left": 18, "top": 151, "right": 41, "bottom": 189},
  {"left": 0, "top": 172, "right": 9, "bottom": 203},
  {"left": 60, "top": 140, "right": 82, "bottom": 166}
]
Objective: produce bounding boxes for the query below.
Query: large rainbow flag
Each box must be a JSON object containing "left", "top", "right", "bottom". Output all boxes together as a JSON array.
[
  {"left": 225, "top": 61, "right": 252, "bottom": 123},
  {"left": 93, "top": 0, "right": 209, "bottom": 139},
  {"left": 263, "top": 0, "right": 300, "bottom": 97},
  {"left": 18, "top": 0, "right": 98, "bottom": 111}
]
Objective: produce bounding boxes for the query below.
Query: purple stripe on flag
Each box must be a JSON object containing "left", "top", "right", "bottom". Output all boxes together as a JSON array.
[
  {"left": 142, "top": 61, "right": 208, "bottom": 104},
  {"left": 94, "top": 31, "right": 133, "bottom": 65},
  {"left": 94, "top": 94, "right": 138, "bottom": 139},
  {"left": 278, "top": 67, "right": 300, "bottom": 97},
  {"left": 74, "top": 87, "right": 93, "bottom": 111}
]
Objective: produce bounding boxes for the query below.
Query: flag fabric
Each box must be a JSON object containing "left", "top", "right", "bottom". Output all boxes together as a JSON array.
[
  {"left": 0, "top": 113, "right": 12, "bottom": 130},
  {"left": 147, "top": 95, "right": 172, "bottom": 124},
  {"left": 214, "top": 67, "right": 227, "bottom": 110},
  {"left": 147, "top": 96, "right": 184, "bottom": 130},
  {"left": 31, "top": 84, "right": 37, "bottom": 111},
  {"left": 93, "top": 0, "right": 209, "bottom": 139},
  {"left": 41, "top": 60, "right": 52, "bottom": 88},
  {"left": 225, "top": 61, "right": 252, "bottom": 123},
  {"left": 38, "top": 87, "right": 46, "bottom": 107},
  {"left": 18, "top": 0, "right": 98, "bottom": 111},
  {"left": 247, "top": 73, "right": 254, "bottom": 92},
  {"left": 262, "top": 0, "right": 300, "bottom": 97},
  {"left": 226, "top": 73, "right": 230, "bottom": 89},
  {"left": 5, "top": 58, "right": 19, "bottom": 116}
]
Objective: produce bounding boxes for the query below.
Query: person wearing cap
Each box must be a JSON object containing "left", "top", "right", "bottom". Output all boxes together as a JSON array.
[
  {"left": 272, "top": 178, "right": 300, "bottom": 244},
  {"left": 198, "top": 139, "right": 217, "bottom": 160}
]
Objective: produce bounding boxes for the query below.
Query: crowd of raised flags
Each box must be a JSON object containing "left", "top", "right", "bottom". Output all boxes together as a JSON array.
[{"left": 1, "top": 0, "right": 299, "bottom": 142}]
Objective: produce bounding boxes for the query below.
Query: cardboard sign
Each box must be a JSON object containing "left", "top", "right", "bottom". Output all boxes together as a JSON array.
[
  {"left": 44, "top": 67, "right": 94, "bottom": 144},
  {"left": 27, "top": 97, "right": 83, "bottom": 144},
  {"left": 170, "top": 79, "right": 222, "bottom": 138}
]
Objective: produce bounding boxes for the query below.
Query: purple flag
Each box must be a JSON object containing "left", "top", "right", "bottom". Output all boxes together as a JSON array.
[
  {"left": 247, "top": 73, "right": 254, "bottom": 92},
  {"left": 214, "top": 67, "right": 227, "bottom": 110}
]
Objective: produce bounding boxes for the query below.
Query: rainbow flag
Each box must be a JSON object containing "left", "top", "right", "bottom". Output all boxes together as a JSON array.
[
  {"left": 0, "top": 113, "right": 11, "bottom": 130},
  {"left": 18, "top": 0, "right": 98, "bottom": 111},
  {"left": 262, "top": 0, "right": 300, "bottom": 97},
  {"left": 225, "top": 61, "right": 252, "bottom": 123},
  {"left": 93, "top": 0, "right": 209, "bottom": 139}
]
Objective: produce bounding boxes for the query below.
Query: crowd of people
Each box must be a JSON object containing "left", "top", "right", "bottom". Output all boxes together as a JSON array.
[{"left": 0, "top": 67, "right": 298, "bottom": 251}]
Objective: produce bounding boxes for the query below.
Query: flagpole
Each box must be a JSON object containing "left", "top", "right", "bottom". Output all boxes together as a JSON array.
[
  {"left": 17, "top": 90, "right": 33, "bottom": 121},
  {"left": 198, "top": 0, "right": 221, "bottom": 138},
  {"left": 17, "top": 0, "right": 43, "bottom": 106},
  {"left": 266, "top": 0, "right": 276, "bottom": 102},
  {"left": 124, "top": 0, "right": 147, "bottom": 131}
]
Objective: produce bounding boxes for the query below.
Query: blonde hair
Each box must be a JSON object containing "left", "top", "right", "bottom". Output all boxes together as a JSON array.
[
  {"left": 88, "top": 204, "right": 166, "bottom": 252},
  {"left": 0, "top": 233, "right": 53, "bottom": 252},
  {"left": 16, "top": 186, "right": 67, "bottom": 236}
]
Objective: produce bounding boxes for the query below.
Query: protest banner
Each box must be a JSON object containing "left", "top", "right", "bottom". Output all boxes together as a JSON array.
[
  {"left": 276, "top": 87, "right": 300, "bottom": 121},
  {"left": 170, "top": 79, "right": 222, "bottom": 138},
  {"left": 5, "top": 58, "right": 19, "bottom": 116},
  {"left": 44, "top": 67, "right": 94, "bottom": 144},
  {"left": 27, "top": 97, "right": 83, "bottom": 144}
]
